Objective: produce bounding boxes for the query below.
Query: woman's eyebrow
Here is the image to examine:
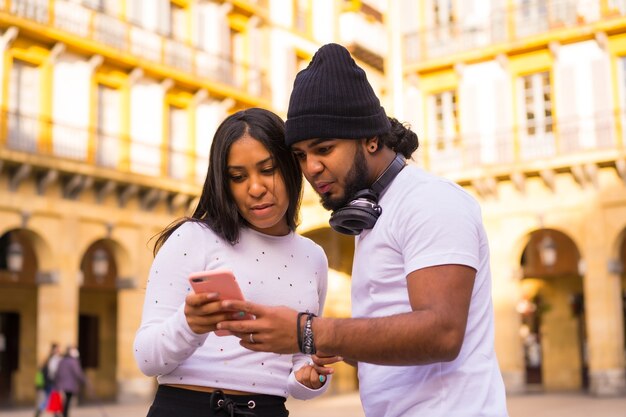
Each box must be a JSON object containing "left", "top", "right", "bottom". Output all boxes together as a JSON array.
[{"left": 227, "top": 156, "right": 272, "bottom": 170}]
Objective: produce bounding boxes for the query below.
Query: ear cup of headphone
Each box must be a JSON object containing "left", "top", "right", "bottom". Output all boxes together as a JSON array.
[
  {"left": 329, "top": 189, "right": 382, "bottom": 235},
  {"left": 328, "top": 154, "right": 406, "bottom": 235},
  {"left": 329, "top": 205, "right": 381, "bottom": 235}
]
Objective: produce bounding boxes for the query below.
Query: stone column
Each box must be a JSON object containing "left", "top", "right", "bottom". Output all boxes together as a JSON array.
[
  {"left": 584, "top": 207, "right": 626, "bottom": 396},
  {"left": 488, "top": 217, "right": 526, "bottom": 394}
]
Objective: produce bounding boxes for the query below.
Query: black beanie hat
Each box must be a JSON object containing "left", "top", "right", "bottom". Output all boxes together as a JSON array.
[{"left": 285, "top": 43, "right": 391, "bottom": 146}]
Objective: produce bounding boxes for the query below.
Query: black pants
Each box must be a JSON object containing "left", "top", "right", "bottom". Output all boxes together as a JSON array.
[
  {"left": 62, "top": 391, "right": 73, "bottom": 417},
  {"left": 146, "top": 385, "right": 289, "bottom": 417}
]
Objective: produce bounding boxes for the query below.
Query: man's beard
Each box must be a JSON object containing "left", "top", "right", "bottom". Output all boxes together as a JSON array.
[{"left": 320, "top": 146, "right": 370, "bottom": 211}]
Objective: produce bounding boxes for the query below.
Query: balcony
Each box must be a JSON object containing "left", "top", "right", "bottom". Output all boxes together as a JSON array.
[
  {"left": 417, "top": 112, "right": 624, "bottom": 193},
  {"left": 340, "top": 11, "right": 387, "bottom": 71},
  {"left": 404, "top": 0, "right": 619, "bottom": 67},
  {"left": 1, "top": 110, "right": 202, "bottom": 210},
  {"left": 0, "top": 0, "right": 270, "bottom": 102}
]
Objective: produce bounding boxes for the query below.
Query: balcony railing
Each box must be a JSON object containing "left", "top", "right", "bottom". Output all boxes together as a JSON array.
[
  {"left": 340, "top": 11, "right": 387, "bottom": 58},
  {"left": 2, "top": 0, "right": 270, "bottom": 100},
  {"left": 2, "top": 110, "right": 209, "bottom": 184},
  {"left": 417, "top": 112, "right": 622, "bottom": 175},
  {"left": 404, "top": 0, "right": 617, "bottom": 65},
  {"left": 5, "top": 108, "right": 622, "bottom": 186}
]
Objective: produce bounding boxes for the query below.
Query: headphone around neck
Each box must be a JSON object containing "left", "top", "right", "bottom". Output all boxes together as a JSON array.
[{"left": 329, "top": 154, "right": 406, "bottom": 235}]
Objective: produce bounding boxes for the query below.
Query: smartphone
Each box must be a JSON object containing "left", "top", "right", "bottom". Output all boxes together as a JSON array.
[{"left": 188, "top": 269, "right": 252, "bottom": 336}]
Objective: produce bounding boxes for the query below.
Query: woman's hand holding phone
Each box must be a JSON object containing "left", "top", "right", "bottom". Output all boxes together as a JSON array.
[
  {"left": 184, "top": 290, "right": 227, "bottom": 335},
  {"left": 186, "top": 269, "right": 252, "bottom": 336}
]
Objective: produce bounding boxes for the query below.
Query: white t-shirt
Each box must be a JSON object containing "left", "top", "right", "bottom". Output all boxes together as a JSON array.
[
  {"left": 134, "top": 221, "right": 329, "bottom": 400},
  {"left": 352, "top": 165, "right": 508, "bottom": 417}
]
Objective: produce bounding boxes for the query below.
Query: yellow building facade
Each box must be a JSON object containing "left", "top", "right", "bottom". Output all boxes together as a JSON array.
[
  {"left": 393, "top": 0, "right": 626, "bottom": 396},
  {"left": 0, "top": 0, "right": 389, "bottom": 407},
  {"left": 9, "top": 0, "right": 621, "bottom": 408}
]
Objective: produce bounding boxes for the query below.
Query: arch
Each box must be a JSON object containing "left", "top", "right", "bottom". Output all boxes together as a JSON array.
[
  {"left": 301, "top": 226, "right": 354, "bottom": 276},
  {"left": 77, "top": 237, "right": 125, "bottom": 401},
  {"left": 80, "top": 239, "right": 118, "bottom": 290},
  {"left": 78, "top": 237, "right": 134, "bottom": 289},
  {"left": 520, "top": 228, "right": 581, "bottom": 279},
  {"left": 517, "top": 227, "right": 587, "bottom": 391},
  {"left": 0, "top": 227, "right": 56, "bottom": 283},
  {"left": 0, "top": 227, "right": 54, "bottom": 406},
  {"left": 509, "top": 225, "right": 583, "bottom": 276},
  {"left": 298, "top": 201, "right": 331, "bottom": 233}
]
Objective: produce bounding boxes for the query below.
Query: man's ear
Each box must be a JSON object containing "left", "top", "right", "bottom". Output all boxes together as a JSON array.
[{"left": 365, "top": 137, "right": 379, "bottom": 154}]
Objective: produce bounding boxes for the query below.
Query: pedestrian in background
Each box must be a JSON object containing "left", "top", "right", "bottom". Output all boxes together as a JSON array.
[
  {"left": 54, "top": 346, "right": 86, "bottom": 417},
  {"left": 34, "top": 343, "right": 61, "bottom": 417}
]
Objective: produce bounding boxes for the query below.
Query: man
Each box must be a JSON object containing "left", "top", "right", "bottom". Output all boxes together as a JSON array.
[{"left": 218, "top": 43, "right": 508, "bottom": 417}]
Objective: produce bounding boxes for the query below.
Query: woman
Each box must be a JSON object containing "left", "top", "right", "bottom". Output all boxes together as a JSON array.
[
  {"left": 134, "top": 108, "right": 329, "bottom": 417},
  {"left": 54, "top": 346, "right": 86, "bottom": 417}
]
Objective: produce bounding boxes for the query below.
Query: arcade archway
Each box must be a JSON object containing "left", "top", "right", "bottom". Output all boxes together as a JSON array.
[{"left": 518, "top": 228, "right": 587, "bottom": 390}]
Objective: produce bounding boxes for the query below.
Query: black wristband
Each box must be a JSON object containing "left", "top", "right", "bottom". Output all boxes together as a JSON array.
[{"left": 296, "top": 312, "right": 306, "bottom": 353}]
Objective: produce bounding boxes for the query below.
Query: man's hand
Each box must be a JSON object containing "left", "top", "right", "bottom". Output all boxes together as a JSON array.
[
  {"left": 217, "top": 300, "right": 301, "bottom": 353},
  {"left": 311, "top": 353, "right": 344, "bottom": 372}
]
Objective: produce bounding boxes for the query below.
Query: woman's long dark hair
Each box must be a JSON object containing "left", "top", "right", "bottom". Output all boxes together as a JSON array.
[{"left": 153, "top": 108, "right": 303, "bottom": 254}]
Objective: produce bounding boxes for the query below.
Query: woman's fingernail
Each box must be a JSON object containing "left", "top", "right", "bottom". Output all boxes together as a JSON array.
[{"left": 319, "top": 375, "right": 326, "bottom": 383}]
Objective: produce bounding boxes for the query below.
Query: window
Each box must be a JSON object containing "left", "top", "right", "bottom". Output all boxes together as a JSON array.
[
  {"left": 428, "top": 0, "right": 457, "bottom": 56},
  {"left": 429, "top": 90, "right": 459, "bottom": 151},
  {"left": 294, "top": 0, "right": 312, "bottom": 34},
  {"left": 128, "top": 0, "right": 143, "bottom": 26},
  {"left": 96, "top": 85, "right": 121, "bottom": 168},
  {"left": 168, "top": 105, "right": 189, "bottom": 180},
  {"left": 170, "top": 2, "right": 187, "bottom": 40},
  {"left": 83, "top": 0, "right": 103, "bottom": 11},
  {"left": 620, "top": 57, "right": 626, "bottom": 110},
  {"left": 230, "top": 26, "right": 245, "bottom": 88},
  {"left": 517, "top": 70, "right": 555, "bottom": 159},
  {"left": 432, "top": 0, "right": 455, "bottom": 28},
  {"left": 519, "top": 71, "right": 552, "bottom": 137},
  {"left": 8, "top": 60, "right": 40, "bottom": 152},
  {"left": 516, "top": 0, "right": 548, "bottom": 37}
]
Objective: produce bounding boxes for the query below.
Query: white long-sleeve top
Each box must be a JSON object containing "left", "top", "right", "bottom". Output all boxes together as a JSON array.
[{"left": 133, "top": 221, "right": 329, "bottom": 400}]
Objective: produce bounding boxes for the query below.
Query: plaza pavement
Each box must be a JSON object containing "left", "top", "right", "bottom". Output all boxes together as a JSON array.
[{"left": 1, "top": 391, "right": 626, "bottom": 417}]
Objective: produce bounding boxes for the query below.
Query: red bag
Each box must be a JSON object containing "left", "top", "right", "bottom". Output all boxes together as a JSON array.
[{"left": 46, "top": 390, "right": 63, "bottom": 413}]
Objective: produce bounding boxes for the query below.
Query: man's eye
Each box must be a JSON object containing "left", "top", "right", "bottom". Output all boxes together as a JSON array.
[{"left": 317, "top": 147, "right": 331, "bottom": 154}]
